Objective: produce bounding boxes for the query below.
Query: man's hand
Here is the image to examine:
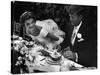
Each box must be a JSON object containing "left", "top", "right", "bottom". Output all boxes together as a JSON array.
[
  {"left": 63, "top": 47, "right": 76, "bottom": 61},
  {"left": 64, "top": 46, "right": 71, "bottom": 51}
]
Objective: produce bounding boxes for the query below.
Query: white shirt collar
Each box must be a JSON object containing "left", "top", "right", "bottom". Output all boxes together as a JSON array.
[
  {"left": 71, "top": 21, "right": 82, "bottom": 45},
  {"left": 74, "top": 21, "right": 82, "bottom": 32}
]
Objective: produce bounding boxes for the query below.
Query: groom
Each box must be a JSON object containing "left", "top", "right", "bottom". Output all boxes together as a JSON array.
[{"left": 63, "top": 5, "right": 97, "bottom": 67}]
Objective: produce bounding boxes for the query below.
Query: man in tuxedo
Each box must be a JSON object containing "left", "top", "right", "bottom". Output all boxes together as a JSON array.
[{"left": 63, "top": 5, "right": 97, "bottom": 67}]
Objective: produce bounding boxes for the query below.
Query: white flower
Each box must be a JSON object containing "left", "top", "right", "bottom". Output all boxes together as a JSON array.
[
  {"left": 77, "top": 33, "right": 84, "bottom": 42},
  {"left": 77, "top": 33, "right": 82, "bottom": 39}
]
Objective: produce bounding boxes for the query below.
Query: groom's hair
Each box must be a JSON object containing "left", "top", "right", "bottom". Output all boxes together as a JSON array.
[{"left": 67, "top": 5, "right": 87, "bottom": 16}]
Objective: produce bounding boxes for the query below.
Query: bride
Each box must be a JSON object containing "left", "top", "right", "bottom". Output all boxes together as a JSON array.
[
  {"left": 19, "top": 11, "right": 66, "bottom": 71},
  {"left": 20, "top": 11, "right": 65, "bottom": 51}
]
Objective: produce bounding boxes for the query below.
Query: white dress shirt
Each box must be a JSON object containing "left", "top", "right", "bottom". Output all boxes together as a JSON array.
[{"left": 71, "top": 21, "right": 82, "bottom": 46}]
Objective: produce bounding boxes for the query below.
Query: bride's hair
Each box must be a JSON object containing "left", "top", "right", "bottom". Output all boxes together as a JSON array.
[{"left": 19, "top": 11, "right": 36, "bottom": 41}]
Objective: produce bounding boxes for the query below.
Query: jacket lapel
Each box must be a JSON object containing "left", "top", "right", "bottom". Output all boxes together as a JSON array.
[{"left": 73, "top": 22, "right": 83, "bottom": 46}]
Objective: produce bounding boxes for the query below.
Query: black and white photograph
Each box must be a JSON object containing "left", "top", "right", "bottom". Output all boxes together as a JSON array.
[{"left": 11, "top": 0, "right": 97, "bottom": 74}]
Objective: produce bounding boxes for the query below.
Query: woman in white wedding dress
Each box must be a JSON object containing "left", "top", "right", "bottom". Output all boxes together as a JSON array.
[{"left": 20, "top": 11, "right": 65, "bottom": 51}]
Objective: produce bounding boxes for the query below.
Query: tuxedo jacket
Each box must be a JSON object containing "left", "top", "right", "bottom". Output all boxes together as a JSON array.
[{"left": 69, "top": 19, "right": 97, "bottom": 67}]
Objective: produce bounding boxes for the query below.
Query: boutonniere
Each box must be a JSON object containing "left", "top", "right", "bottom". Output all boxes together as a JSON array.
[{"left": 77, "top": 33, "right": 84, "bottom": 42}]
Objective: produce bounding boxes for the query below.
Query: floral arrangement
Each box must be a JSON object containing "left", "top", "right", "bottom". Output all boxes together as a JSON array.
[{"left": 12, "top": 35, "right": 83, "bottom": 73}]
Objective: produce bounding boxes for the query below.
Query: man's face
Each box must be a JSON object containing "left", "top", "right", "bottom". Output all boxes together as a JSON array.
[
  {"left": 24, "top": 18, "right": 36, "bottom": 34},
  {"left": 69, "top": 13, "right": 82, "bottom": 26}
]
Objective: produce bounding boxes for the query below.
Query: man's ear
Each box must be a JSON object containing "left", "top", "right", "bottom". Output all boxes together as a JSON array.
[{"left": 79, "top": 15, "right": 83, "bottom": 21}]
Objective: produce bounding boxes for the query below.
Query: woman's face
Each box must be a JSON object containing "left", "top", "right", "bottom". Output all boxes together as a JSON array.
[
  {"left": 24, "top": 18, "right": 36, "bottom": 28},
  {"left": 24, "top": 18, "right": 36, "bottom": 34}
]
